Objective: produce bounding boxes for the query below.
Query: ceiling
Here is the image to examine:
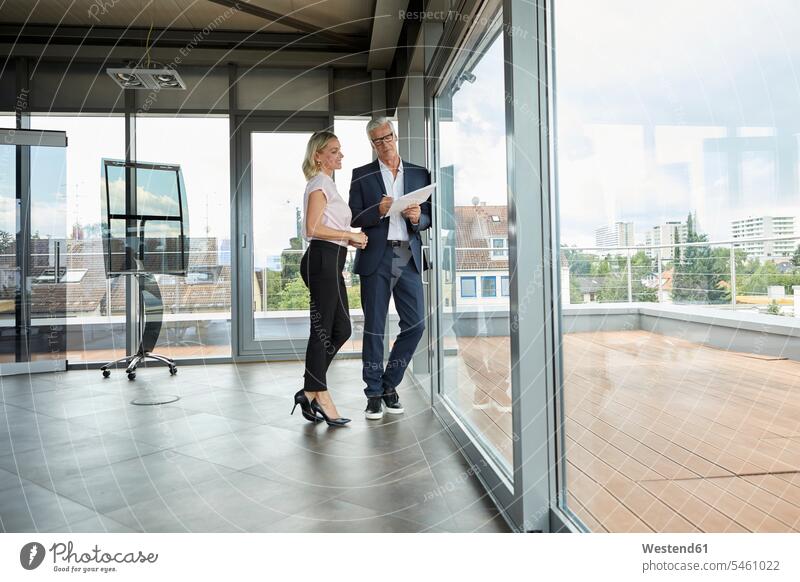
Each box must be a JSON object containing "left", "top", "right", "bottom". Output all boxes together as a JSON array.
[
  {"left": 0, "top": 0, "right": 430, "bottom": 82},
  {"left": 0, "top": 0, "right": 375, "bottom": 36}
]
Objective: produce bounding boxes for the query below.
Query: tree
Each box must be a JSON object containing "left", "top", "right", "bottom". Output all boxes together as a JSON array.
[
  {"left": 0, "top": 230, "right": 13, "bottom": 254},
  {"left": 631, "top": 249, "right": 658, "bottom": 302},
  {"left": 737, "top": 263, "right": 800, "bottom": 298},
  {"left": 561, "top": 246, "right": 594, "bottom": 276},
  {"left": 264, "top": 270, "right": 285, "bottom": 310},
  {"left": 596, "top": 272, "right": 627, "bottom": 302},
  {"left": 569, "top": 277, "right": 583, "bottom": 304},
  {"left": 280, "top": 236, "right": 303, "bottom": 285},
  {"left": 347, "top": 284, "right": 362, "bottom": 309},
  {"left": 671, "top": 213, "right": 726, "bottom": 304},
  {"left": 793, "top": 244, "right": 800, "bottom": 269},
  {"left": 276, "top": 277, "right": 310, "bottom": 309},
  {"left": 737, "top": 261, "right": 779, "bottom": 295}
]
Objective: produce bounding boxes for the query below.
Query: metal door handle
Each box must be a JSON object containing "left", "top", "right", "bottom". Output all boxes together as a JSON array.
[
  {"left": 421, "top": 244, "right": 430, "bottom": 285},
  {"left": 53, "top": 241, "right": 61, "bottom": 283}
]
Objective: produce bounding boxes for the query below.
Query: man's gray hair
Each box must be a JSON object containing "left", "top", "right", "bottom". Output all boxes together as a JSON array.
[{"left": 366, "top": 117, "right": 395, "bottom": 138}]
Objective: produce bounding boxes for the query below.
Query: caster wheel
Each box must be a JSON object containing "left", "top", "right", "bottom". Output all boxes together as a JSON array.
[
  {"left": 127, "top": 372, "right": 136, "bottom": 380},
  {"left": 169, "top": 366, "right": 177, "bottom": 376},
  {"left": 102, "top": 369, "right": 110, "bottom": 378}
]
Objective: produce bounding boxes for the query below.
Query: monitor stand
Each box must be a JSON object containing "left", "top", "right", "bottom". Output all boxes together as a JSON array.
[{"left": 100, "top": 273, "right": 177, "bottom": 380}]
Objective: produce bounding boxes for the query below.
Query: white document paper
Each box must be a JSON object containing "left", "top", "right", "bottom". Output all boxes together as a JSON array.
[{"left": 385, "top": 183, "right": 436, "bottom": 218}]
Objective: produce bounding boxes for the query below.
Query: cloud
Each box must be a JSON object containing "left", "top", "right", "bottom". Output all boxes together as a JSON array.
[{"left": 553, "top": 0, "right": 800, "bottom": 247}]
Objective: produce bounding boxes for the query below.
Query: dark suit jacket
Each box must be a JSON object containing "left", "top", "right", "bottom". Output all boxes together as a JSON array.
[{"left": 348, "top": 159, "right": 432, "bottom": 276}]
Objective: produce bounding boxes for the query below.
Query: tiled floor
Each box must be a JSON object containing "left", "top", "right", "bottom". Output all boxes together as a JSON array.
[{"left": 0, "top": 359, "right": 509, "bottom": 533}]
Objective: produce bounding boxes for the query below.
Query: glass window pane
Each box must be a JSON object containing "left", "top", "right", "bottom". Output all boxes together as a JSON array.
[
  {"left": 436, "top": 28, "right": 513, "bottom": 473},
  {"left": 481, "top": 276, "right": 496, "bottom": 297},
  {"left": 30, "top": 114, "right": 126, "bottom": 363},
  {"left": 553, "top": 0, "right": 800, "bottom": 532},
  {"left": 249, "top": 132, "right": 310, "bottom": 345},
  {"left": 460, "top": 277, "right": 476, "bottom": 298},
  {"left": 333, "top": 117, "right": 377, "bottom": 354},
  {"left": 29, "top": 143, "right": 68, "bottom": 361},
  {"left": 0, "top": 141, "right": 16, "bottom": 362},
  {"left": 136, "top": 116, "right": 231, "bottom": 358}
]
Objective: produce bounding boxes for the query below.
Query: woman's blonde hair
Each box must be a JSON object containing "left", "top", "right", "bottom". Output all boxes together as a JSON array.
[{"left": 302, "top": 131, "right": 338, "bottom": 180}]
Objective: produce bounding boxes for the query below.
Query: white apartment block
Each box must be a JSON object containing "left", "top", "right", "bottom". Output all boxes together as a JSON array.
[
  {"left": 731, "top": 216, "right": 796, "bottom": 260},
  {"left": 595, "top": 222, "right": 634, "bottom": 255},
  {"left": 644, "top": 221, "right": 689, "bottom": 260}
]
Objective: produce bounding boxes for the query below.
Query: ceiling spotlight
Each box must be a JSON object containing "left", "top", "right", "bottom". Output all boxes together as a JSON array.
[
  {"left": 113, "top": 72, "right": 144, "bottom": 88},
  {"left": 107, "top": 65, "right": 186, "bottom": 90},
  {"left": 155, "top": 74, "right": 179, "bottom": 86}
]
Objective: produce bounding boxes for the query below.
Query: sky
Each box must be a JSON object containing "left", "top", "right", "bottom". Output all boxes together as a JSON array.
[
  {"left": 553, "top": 0, "right": 800, "bottom": 247},
  {"left": 439, "top": 34, "right": 508, "bottom": 209}
]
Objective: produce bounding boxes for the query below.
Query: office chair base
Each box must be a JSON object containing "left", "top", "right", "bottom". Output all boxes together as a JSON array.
[{"left": 100, "top": 351, "right": 177, "bottom": 380}]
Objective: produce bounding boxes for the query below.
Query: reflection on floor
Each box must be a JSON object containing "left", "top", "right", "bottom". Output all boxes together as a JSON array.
[
  {"left": 444, "top": 336, "right": 513, "bottom": 468},
  {"left": 0, "top": 360, "right": 509, "bottom": 533},
  {"left": 565, "top": 330, "right": 800, "bottom": 532}
]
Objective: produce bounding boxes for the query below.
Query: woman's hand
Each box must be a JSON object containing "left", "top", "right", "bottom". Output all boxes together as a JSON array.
[{"left": 349, "top": 231, "right": 368, "bottom": 249}]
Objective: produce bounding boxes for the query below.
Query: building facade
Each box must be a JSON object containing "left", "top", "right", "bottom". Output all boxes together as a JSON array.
[
  {"left": 644, "top": 221, "right": 689, "bottom": 260},
  {"left": 731, "top": 215, "right": 796, "bottom": 260},
  {"left": 594, "top": 221, "right": 634, "bottom": 254}
]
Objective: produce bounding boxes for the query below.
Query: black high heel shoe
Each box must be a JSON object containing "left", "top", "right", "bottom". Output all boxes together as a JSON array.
[
  {"left": 291, "top": 390, "right": 322, "bottom": 423},
  {"left": 310, "top": 399, "right": 351, "bottom": 427}
]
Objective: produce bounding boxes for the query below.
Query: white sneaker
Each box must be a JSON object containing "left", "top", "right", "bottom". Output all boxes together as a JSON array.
[{"left": 365, "top": 396, "right": 384, "bottom": 420}]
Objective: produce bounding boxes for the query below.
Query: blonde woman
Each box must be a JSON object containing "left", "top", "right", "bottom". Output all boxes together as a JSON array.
[{"left": 290, "top": 131, "right": 367, "bottom": 427}]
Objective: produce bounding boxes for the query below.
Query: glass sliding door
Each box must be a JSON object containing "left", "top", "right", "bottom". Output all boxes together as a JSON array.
[
  {"left": 236, "top": 117, "right": 335, "bottom": 357},
  {"left": 0, "top": 128, "right": 68, "bottom": 374},
  {"left": 427, "top": 0, "right": 563, "bottom": 532},
  {"left": 432, "top": 22, "right": 514, "bottom": 475}
]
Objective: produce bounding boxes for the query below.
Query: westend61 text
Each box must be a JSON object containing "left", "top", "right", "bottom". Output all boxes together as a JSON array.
[
  {"left": 642, "top": 543, "right": 708, "bottom": 554},
  {"left": 50, "top": 542, "right": 159, "bottom": 564}
]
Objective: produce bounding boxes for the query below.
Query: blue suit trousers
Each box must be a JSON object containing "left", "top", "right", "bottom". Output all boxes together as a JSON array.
[{"left": 359, "top": 243, "right": 425, "bottom": 397}]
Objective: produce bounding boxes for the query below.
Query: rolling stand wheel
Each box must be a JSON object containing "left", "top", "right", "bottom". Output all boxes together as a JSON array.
[
  {"left": 127, "top": 372, "right": 136, "bottom": 380},
  {"left": 169, "top": 365, "right": 177, "bottom": 376},
  {"left": 102, "top": 369, "right": 110, "bottom": 378}
]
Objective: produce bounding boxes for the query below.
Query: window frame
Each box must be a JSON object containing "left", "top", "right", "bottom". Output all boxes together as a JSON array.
[{"left": 490, "top": 236, "right": 508, "bottom": 259}]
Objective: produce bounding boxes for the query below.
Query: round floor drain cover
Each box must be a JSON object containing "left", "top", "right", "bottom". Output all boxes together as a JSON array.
[{"left": 130, "top": 395, "right": 180, "bottom": 406}]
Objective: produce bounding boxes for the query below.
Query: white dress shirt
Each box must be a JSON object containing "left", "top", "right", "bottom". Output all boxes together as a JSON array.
[{"left": 378, "top": 157, "right": 409, "bottom": 241}]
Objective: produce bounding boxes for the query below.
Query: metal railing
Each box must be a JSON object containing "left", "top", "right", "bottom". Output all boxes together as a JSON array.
[
  {"left": 561, "top": 235, "right": 800, "bottom": 315},
  {"left": 14, "top": 234, "right": 798, "bottom": 317}
]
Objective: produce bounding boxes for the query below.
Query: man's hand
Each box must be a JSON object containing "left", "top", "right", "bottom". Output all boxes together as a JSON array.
[
  {"left": 378, "top": 196, "right": 393, "bottom": 217},
  {"left": 402, "top": 203, "right": 421, "bottom": 225}
]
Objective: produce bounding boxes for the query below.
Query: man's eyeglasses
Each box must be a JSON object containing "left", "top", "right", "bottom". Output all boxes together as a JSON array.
[{"left": 371, "top": 132, "right": 395, "bottom": 145}]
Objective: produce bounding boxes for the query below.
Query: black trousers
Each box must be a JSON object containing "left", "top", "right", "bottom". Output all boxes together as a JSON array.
[{"left": 300, "top": 240, "right": 352, "bottom": 391}]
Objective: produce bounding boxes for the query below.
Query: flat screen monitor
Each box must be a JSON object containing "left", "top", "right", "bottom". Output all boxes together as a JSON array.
[{"left": 101, "top": 159, "right": 189, "bottom": 275}]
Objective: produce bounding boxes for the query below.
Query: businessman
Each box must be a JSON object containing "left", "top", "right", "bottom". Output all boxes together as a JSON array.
[{"left": 348, "top": 117, "right": 432, "bottom": 420}]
